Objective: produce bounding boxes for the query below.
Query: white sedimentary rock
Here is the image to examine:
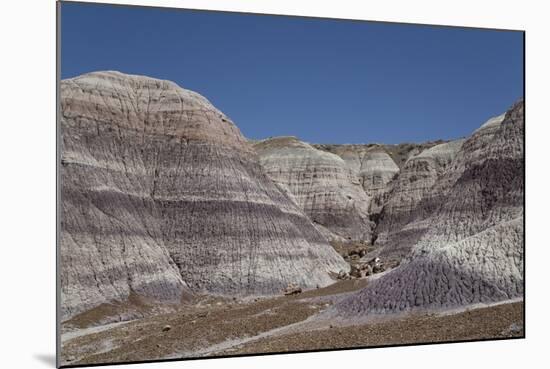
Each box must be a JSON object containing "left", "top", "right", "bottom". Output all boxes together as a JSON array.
[
  {"left": 312, "top": 145, "right": 399, "bottom": 194},
  {"left": 359, "top": 149, "right": 400, "bottom": 196},
  {"left": 358, "top": 148, "right": 400, "bottom": 214},
  {"left": 313, "top": 143, "right": 442, "bottom": 217},
  {"left": 373, "top": 138, "right": 465, "bottom": 259},
  {"left": 254, "top": 137, "right": 374, "bottom": 241}
]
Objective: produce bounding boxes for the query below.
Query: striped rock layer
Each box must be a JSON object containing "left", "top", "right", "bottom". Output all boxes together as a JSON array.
[
  {"left": 313, "top": 145, "right": 400, "bottom": 215},
  {"left": 373, "top": 138, "right": 466, "bottom": 261},
  {"left": 313, "top": 142, "right": 443, "bottom": 218},
  {"left": 254, "top": 137, "right": 374, "bottom": 241},
  {"left": 60, "top": 71, "right": 347, "bottom": 320},
  {"left": 315, "top": 145, "right": 399, "bottom": 196},
  {"left": 330, "top": 100, "right": 524, "bottom": 317}
]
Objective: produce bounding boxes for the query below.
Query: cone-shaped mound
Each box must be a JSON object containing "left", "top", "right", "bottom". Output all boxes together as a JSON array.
[{"left": 60, "top": 71, "right": 347, "bottom": 320}]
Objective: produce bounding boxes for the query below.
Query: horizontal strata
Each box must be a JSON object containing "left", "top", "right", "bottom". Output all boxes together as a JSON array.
[
  {"left": 61, "top": 184, "right": 188, "bottom": 319},
  {"left": 373, "top": 138, "right": 465, "bottom": 261},
  {"left": 61, "top": 160, "right": 311, "bottom": 218},
  {"left": 358, "top": 149, "right": 400, "bottom": 194},
  {"left": 329, "top": 100, "right": 524, "bottom": 317},
  {"left": 368, "top": 112, "right": 507, "bottom": 264},
  {"left": 311, "top": 145, "right": 399, "bottom": 196},
  {"left": 61, "top": 71, "right": 347, "bottom": 320},
  {"left": 61, "top": 72, "right": 247, "bottom": 150},
  {"left": 410, "top": 103, "right": 523, "bottom": 253},
  {"left": 254, "top": 136, "right": 374, "bottom": 241},
  {"left": 313, "top": 142, "right": 443, "bottom": 218}
]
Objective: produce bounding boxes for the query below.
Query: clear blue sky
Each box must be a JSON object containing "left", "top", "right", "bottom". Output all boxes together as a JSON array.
[{"left": 60, "top": 2, "right": 523, "bottom": 144}]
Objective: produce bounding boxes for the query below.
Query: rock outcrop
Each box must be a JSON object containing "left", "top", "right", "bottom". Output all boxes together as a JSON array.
[
  {"left": 314, "top": 142, "right": 443, "bottom": 171},
  {"left": 373, "top": 139, "right": 465, "bottom": 261},
  {"left": 60, "top": 71, "right": 348, "bottom": 320},
  {"left": 358, "top": 149, "right": 400, "bottom": 199},
  {"left": 312, "top": 145, "right": 399, "bottom": 191},
  {"left": 254, "top": 137, "right": 374, "bottom": 241},
  {"left": 329, "top": 100, "right": 524, "bottom": 317},
  {"left": 313, "top": 142, "right": 442, "bottom": 216}
]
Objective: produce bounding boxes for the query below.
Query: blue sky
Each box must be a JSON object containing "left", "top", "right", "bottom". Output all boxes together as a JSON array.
[{"left": 61, "top": 2, "right": 523, "bottom": 144}]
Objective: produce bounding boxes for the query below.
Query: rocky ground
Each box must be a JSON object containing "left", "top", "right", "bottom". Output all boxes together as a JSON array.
[
  {"left": 224, "top": 300, "right": 523, "bottom": 356},
  {"left": 60, "top": 279, "right": 523, "bottom": 367}
]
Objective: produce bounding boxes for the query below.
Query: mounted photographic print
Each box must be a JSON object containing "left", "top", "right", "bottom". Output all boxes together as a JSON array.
[{"left": 57, "top": 1, "right": 525, "bottom": 367}]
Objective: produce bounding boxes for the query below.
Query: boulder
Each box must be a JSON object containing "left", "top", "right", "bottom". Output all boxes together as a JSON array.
[{"left": 283, "top": 284, "right": 303, "bottom": 295}]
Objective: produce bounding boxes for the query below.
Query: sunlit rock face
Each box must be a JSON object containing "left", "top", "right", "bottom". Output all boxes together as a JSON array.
[
  {"left": 254, "top": 137, "right": 375, "bottom": 241},
  {"left": 358, "top": 149, "right": 400, "bottom": 199},
  {"left": 314, "top": 145, "right": 399, "bottom": 215},
  {"left": 373, "top": 138, "right": 465, "bottom": 261},
  {"left": 313, "top": 142, "right": 443, "bottom": 219},
  {"left": 60, "top": 71, "right": 347, "bottom": 320},
  {"left": 323, "top": 147, "right": 399, "bottom": 195},
  {"left": 329, "top": 100, "right": 524, "bottom": 317}
]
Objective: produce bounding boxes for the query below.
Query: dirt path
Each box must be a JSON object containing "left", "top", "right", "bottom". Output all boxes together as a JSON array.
[
  {"left": 60, "top": 279, "right": 522, "bottom": 366},
  {"left": 216, "top": 301, "right": 523, "bottom": 356}
]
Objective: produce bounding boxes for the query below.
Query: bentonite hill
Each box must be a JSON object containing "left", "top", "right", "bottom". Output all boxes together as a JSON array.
[
  {"left": 60, "top": 71, "right": 348, "bottom": 321},
  {"left": 59, "top": 71, "right": 524, "bottom": 365}
]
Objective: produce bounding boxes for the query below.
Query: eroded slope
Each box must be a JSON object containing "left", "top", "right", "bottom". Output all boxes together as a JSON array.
[
  {"left": 254, "top": 137, "right": 374, "bottom": 241},
  {"left": 61, "top": 71, "right": 348, "bottom": 320},
  {"left": 329, "top": 100, "right": 524, "bottom": 317}
]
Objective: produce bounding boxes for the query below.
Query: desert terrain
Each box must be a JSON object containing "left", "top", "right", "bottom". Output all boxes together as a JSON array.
[
  {"left": 60, "top": 278, "right": 522, "bottom": 366},
  {"left": 59, "top": 71, "right": 524, "bottom": 367}
]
